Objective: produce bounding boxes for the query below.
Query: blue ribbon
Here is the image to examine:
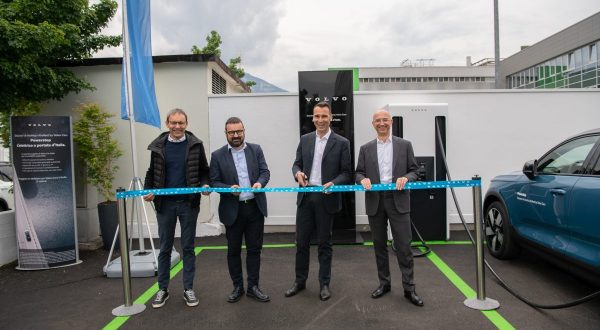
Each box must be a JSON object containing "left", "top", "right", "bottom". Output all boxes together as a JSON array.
[{"left": 116, "top": 179, "right": 480, "bottom": 199}]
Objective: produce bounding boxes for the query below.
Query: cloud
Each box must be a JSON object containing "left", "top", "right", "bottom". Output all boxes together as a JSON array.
[
  {"left": 97, "top": 0, "right": 285, "bottom": 66},
  {"left": 95, "top": 0, "right": 600, "bottom": 91}
]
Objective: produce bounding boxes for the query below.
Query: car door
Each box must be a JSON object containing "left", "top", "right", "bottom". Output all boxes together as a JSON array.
[
  {"left": 565, "top": 143, "right": 600, "bottom": 269},
  {"left": 514, "top": 134, "right": 599, "bottom": 252}
]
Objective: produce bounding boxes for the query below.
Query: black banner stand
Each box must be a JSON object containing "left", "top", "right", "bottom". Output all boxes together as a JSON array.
[{"left": 298, "top": 70, "right": 362, "bottom": 244}]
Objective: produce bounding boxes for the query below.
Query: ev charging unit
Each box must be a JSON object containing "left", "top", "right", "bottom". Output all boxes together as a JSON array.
[{"left": 385, "top": 103, "right": 449, "bottom": 240}]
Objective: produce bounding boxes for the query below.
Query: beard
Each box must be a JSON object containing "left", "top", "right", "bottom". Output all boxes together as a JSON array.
[{"left": 228, "top": 137, "right": 244, "bottom": 148}]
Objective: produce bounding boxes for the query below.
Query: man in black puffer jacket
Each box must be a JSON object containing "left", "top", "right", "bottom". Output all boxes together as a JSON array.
[{"left": 143, "top": 108, "right": 209, "bottom": 309}]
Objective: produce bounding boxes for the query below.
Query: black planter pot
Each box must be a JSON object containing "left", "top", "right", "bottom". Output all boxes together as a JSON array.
[{"left": 98, "top": 201, "right": 119, "bottom": 250}]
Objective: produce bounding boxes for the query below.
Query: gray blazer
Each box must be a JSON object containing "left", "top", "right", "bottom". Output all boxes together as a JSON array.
[
  {"left": 292, "top": 131, "right": 352, "bottom": 214},
  {"left": 355, "top": 136, "right": 418, "bottom": 216},
  {"left": 209, "top": 142, "right": 270, "bottom": 226}
]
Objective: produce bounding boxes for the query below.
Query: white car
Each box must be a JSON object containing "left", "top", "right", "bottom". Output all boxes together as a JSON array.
[{"left": 0, "top": 166, "right": 14, "bottom": 211}]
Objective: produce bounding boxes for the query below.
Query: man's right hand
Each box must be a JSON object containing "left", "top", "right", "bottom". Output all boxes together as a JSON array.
[
  {"left": 360, "top": 178, "right": 372, "bottom": 190},
  {"left": 231, "top": 184, "right": 241, "bottom": 196},
  {"left": 143, "top": 193, "right": 154, "bottom": 202},
  {"left": 296, "top": 171, "right": 308, "bottom": 187}
]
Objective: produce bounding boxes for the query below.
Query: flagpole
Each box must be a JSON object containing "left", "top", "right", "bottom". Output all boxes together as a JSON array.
[{"left": 122, "top": 0, "right": 145, "bottom": 252}]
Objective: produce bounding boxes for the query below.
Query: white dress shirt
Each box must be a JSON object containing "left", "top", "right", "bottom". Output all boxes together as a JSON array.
[
  {"left": 308, "top": 129, "right": 331, "bottom": 186},
  {"left": 377, "top": 134, "right": 393, "bottom": 184},
  {"left": 228, "top": 143, "right": 254, "bottom": 201}
]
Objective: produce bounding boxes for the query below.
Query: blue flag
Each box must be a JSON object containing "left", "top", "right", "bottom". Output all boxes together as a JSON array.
[{"left": 121, "top": 0, "right": 160, "bottom": 128}]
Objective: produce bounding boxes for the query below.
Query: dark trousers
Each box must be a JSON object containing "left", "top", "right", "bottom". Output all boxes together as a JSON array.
[
  {"left": 295, "top": 193, "right": 334, "bottom": 287},
  {"left": 224, "top": 200, "right": 265, "bottom": 288},
  {"left": 368, "top": 192, "right": 415, "bottom": 292},
  {"left": 156, "top": 200, "right": 199, "bottom": 290}
]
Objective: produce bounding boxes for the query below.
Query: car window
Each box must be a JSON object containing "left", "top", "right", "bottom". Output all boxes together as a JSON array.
[
  {"left": 537, "top": 135, "right": 599, "bottom": 175},
  {"left": 592, "top": 156, "right": 600, "bottom": 175},
  {"left": 0, "top": 172, "right": 10, "bottom": 182}
]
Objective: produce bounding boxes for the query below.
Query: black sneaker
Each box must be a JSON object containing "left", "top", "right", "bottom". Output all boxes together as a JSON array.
[
  {"left": 183, "top": 289, "right": 199, "bottom": 307},
  {"left": 152, "top": 289, "right": 169, "bottom": 308}
]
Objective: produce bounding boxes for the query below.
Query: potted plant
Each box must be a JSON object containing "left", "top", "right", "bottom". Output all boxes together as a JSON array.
[{"left": 73, "top": 103, "right": 123, "bottom": 249}]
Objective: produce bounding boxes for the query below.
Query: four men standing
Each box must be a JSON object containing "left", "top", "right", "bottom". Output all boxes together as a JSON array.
[{"left": 144, "top": 105, "right": 423, "bottom": 308}]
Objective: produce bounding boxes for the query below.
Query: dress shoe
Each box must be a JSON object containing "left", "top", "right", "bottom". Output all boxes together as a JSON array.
[
  {"left": 319, "top": 285, "right": 331, "bottom": 301},
  {"left": 246, "top": 285, "right": 270, "bottom": 302},
  {"left": 404, "top": 290, "right": 424, "bottom": 307},
  {"left": 284, "top": 282, "right": 305, "bottom": 297},
  {"left": 227, "top": 286, "right": 244, "bottom": 303},
  {"left": 371, "top": 284, "right": 391, "bottom": 299}
]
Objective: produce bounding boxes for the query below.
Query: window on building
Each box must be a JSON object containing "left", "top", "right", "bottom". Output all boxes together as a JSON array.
[
  {"left": 212, "top": 70, "right": 227, "bottom": 94},
  {"left": 589, "top": 43, "right": 597, "bottom": 63}
]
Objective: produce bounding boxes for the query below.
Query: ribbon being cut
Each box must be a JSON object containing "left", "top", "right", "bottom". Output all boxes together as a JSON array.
[{"left": 116, "top": 180, "right": 481, "bottom": 199}]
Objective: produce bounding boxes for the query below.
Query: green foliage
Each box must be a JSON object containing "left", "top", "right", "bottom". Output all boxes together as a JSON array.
[
  {"left": 0, "top": 0, "right": 121, "bottom": 141},
  {"left": 0, "top": 100, "right": 41, "bottom": 148},
  {"left": 229, "top": 56, "right": 256, "bottom": 88},
  {"left": 192, "top": 31, "right": 255, "bottom": 90},
  {"left": 228, "top": 56, "right": 245, "bottom": 78},
  {"left": 191, "top": 30, "right": 222, "bottom": 57},
  {"left": 73, "top": 103, "right": 123, "bottom": 202}
]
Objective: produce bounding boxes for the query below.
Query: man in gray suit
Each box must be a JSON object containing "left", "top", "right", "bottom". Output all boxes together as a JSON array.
[
  {"left": 285, "top": 101, "right": 352, "bottom": 301},
  {"left": 355, "top": 109, "right": 424, "bottom": 307},
  {"left": 210, "top": 117, "right": 271, "bottom": 303}
]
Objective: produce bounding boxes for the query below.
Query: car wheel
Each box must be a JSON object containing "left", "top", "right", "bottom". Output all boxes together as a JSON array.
[
  {"left": 484, "top": 201, "right": 520, "bottom": 259},
  {"left": 0, "top": 202, "right": 6, "bottom": 212}
]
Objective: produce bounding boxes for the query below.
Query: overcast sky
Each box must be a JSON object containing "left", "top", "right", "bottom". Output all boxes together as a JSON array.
[{"left": 94, "top": 0, "right": 600, "bottom": 91}]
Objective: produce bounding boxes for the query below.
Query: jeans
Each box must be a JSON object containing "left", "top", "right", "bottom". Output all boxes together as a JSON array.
[{"left": 156, "top": 200, "right": 199, "bottom": 290}]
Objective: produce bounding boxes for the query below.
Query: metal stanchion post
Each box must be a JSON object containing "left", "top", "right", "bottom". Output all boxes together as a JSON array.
[
  {"left": 112, "top": 189, "right": 146, "bottom": 316},
  {"left": 464, "top": 175, "right": 500, "bottom": 310}
]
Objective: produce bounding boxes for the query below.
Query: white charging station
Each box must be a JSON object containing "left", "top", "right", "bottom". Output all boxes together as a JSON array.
[{"left": 385, "top": 103, "right": 449, "bottom": 240}]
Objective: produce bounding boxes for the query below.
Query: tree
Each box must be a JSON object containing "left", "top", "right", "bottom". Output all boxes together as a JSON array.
[
  {"left": 191, "top": 31, "right": 255, "bottom": 89},
  {"left": 191, "top": 30, "right": 221, "bottom": 58},
  {"left": 73, "top": 103, "right": 123, "bottom": 202},
  {"left": 228, "top": 56, "right": 245, "bottom": 78},
  {"left": 229, "top": 56, "right": 255, "bottom": 87},
  {"left": 0, "top": 0, "right": 121, "bottom": 147}
]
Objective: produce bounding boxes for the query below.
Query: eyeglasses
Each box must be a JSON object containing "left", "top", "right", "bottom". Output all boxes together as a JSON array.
[
  {"left": 168, "top": 121, "right": 187, "bottom": 126},
  {"left": 226, "top": 130, "right": 245, "bottom": 136}
]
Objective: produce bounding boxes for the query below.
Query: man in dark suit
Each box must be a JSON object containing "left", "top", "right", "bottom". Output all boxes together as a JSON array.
[
  {"left": 210, "top": 117, "right": 271, "bottom": 303},
  {"left": 355, "top": 109, "right": 424, "bottom": 307},
  {"left": 285, "top": 101, "right": 352, "bottom": 301}
]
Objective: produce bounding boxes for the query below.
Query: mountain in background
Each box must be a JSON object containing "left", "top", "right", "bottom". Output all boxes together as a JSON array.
[{"left": 243, "top": 73, "right": 287, "bottom": 93}]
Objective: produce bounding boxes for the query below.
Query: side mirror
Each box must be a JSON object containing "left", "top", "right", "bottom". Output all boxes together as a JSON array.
[{"left": 523, "top": 160, "right": 537, "bottom": 180}]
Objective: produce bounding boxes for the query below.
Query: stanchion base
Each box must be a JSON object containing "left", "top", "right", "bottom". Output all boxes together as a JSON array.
[
  {"left": 112, "top": 303, "right": 146, "bottom": 316},
  {"left": 104, "top": 249, "right": 179, "bottom": 278},
  {"left": 464, "top": 297, "right": 500, "bottom": 310}
]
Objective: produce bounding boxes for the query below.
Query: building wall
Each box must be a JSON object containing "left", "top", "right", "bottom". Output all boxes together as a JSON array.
[
  {"left": 41, "top": 60, "right": 244, "bottom": 238},
  {"left": 500, "top": 12, "right": 600, "bottom": 88},
  {"left": 359, "top": 66, "right": 495, "bottom": 90},
  {"left": 209, "top": 90, "right": 600, "bottom": 231}
]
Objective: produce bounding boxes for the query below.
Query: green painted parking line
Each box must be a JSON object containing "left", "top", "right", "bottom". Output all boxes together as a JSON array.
[
  {"left": 425, "top": 249, "right": 515, "bottom": 330},
  {"left": 103, "top": 247, "right": 208, "bottom": 330},
  {"left": 104, "top": 240, "right": 500, "bottom": 330}
]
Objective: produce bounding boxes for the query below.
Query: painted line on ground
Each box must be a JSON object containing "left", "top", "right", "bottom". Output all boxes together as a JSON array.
[
  {"left": 103, "top": 240, "right": 510, "bottom": 330},
  {"left": 425, "top": 249, "right": 515, "bottom": 329}
]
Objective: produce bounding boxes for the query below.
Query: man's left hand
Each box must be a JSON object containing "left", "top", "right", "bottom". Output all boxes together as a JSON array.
[
  {"left": 252, "top": 182, "right": 262, "bottom": 189},
  {"left": 323, "top": 182, "right": 334, "bottom": 194},
  {"left": 396, "top": 177, "right": 408, "bottom": 190},
  {"left": 201, "top": 184, "right": 210, "bottom": 196}
]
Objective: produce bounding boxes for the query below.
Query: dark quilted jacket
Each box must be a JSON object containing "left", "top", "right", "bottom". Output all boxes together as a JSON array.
[{"left": 144, "top": 131, "right": 209, "bottom": 212}]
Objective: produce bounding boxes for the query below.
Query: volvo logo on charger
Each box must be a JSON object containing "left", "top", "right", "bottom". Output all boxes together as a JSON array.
[{"left": 304, "top": 96, "right": 348, "bottom": 102}]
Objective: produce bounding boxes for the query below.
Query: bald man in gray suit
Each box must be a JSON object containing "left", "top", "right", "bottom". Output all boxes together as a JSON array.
[{"left": 355, "top": 109, "right": 424, "bottom": 307}]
